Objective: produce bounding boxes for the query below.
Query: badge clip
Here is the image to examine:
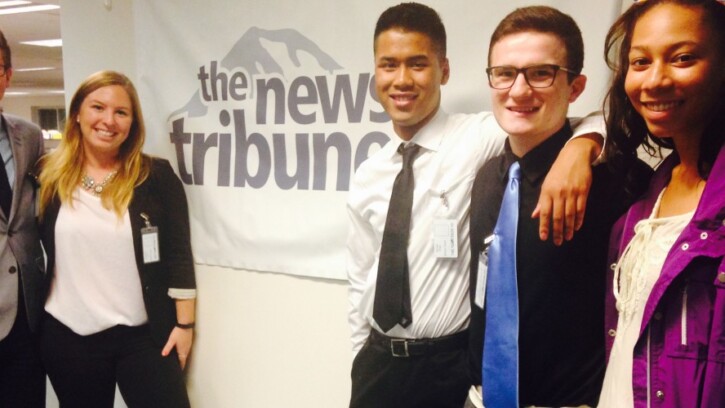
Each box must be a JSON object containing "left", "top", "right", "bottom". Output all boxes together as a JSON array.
[{"left": 140, "top": 213, "right": 160, "bottom": 264}]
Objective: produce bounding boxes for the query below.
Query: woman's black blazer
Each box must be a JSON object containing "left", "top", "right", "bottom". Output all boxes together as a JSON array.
[{"left": 41, "top": 157, "right": 196, "bottom": 345}]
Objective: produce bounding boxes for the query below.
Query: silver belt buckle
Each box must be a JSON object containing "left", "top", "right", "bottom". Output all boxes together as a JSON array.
[{"left": 390, "top": 339, "right": 410, "bottom": 357}]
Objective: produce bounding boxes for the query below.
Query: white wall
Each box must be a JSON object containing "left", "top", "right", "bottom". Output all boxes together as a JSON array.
[
  {"left": 56, "top": 1, "right": 628, "bottom": 407},
  {"left": 59, "top": 0, "right": 136, "bottom": 105},
  {"left": 1, "top": 94, "right": 65, "bottom": 123},
  {"left": 188, "top": 266, "right": 350, "bottom": 407}
]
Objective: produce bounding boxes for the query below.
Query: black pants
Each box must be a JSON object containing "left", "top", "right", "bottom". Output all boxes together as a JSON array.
[
  {"left": 40, "top": 314, "right": 190, "bottom": 408},
  {"left": 0, "top": 297, "right": 45, "bottom": 408},
  {"left": 349, "top": 333, "right": 470, "bottom": 408}
]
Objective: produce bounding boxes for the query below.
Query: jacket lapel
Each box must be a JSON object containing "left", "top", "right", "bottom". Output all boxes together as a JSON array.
[{"left": 5, "top": 116, "right": 28, "bottom": 223}]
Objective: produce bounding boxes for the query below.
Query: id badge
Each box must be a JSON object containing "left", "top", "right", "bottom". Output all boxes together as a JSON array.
[
  {"left": 433, "top": 218, "right": 457, "bottom": 258},
  {"left": 474, "top": 235, "right": 495, "bottom": 309},
  {"left": 140, "top": 213, "right": 160, "bottom": 264}
]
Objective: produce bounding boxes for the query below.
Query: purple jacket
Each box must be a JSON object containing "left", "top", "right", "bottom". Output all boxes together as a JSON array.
[{"left": 605, "top": 145, "right": 725, "bottom": 408}]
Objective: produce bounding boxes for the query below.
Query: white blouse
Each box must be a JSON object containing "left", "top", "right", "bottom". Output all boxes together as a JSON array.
[{"left": 45, "top": 188, "right": 148, "bottom": 335}]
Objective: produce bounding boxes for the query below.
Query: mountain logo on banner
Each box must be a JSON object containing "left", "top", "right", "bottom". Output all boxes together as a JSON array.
[{"left": 167, "top": 27, "right": 391, "bottom": 191}]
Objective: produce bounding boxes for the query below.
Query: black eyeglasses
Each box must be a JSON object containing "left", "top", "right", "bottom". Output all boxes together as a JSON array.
[{"left": 485, "top": 64, "right": 578, "bottom": 90}]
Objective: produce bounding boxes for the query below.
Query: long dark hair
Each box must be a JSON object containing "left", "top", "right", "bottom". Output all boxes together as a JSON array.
[{"left": 604, "top": 0, "right": 725, "bottom": 187}]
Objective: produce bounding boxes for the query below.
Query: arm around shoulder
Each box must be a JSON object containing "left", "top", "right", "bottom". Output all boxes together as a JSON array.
[{"left": 536, "top": 113, "right": 605, "bottom": 245}]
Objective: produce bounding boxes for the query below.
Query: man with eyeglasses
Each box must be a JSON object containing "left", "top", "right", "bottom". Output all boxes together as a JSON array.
[
  {"left": 347, "top": 3, "right": 618, "bottom": 408},
  {"left": 465, "top": 6, "right": 651, "bottom": 408},
  {"left": 0, "top": 29, "right": 47, "bottom": 408}
]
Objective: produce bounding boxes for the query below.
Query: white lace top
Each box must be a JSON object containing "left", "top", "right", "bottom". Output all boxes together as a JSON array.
[{"left": 598, "top": 189, "right": 693, "bottom": 407}]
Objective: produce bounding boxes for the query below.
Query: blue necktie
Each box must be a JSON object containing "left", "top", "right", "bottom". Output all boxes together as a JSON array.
[{"left": 482, "top": 161, "right": 521, "bottom": 408}]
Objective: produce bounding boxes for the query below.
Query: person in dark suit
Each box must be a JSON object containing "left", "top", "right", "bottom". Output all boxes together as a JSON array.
[
  {"left": 37, "top": 70, "right": 196, "bottom": 408},
  {"left": 0, "top": 29, "right": 48, "bottom": 408}
]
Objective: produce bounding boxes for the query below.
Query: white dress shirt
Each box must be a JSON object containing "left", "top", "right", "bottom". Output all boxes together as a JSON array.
[{"left": 347, "top": 108, "right": 604, "bottom": 353}]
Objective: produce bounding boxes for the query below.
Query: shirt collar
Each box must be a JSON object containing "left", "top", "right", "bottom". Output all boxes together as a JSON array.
[
  {"left": 0, "top": 115, "right": 7, "bottom": 142},
  {"left": 388, "top": 108, "right": 448, "bottom": 158},
  {"left": 498, "top": 120, "right": 573, "bottom": 185}
]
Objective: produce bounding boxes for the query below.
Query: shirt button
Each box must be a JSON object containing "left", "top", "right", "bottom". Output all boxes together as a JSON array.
[
  {"left": 700, "top": 232, "right": 708, "bottom": 240},
  {"left": 681, "top": 243, "right": 689, "bottom": 251},
  {"left": 718, "top": 272, "right": 725, "bottom": 283},
  {"left": 656, "top": 390, "right": 664, "bottom": 400},
  {"left": 8, "top": 266, "right": 17, "bottom": 274},
  {"left": 608, "top": 329, "right": 617, "bottom": 337},
  {"left": 610, "top": 263, "right": 617, "bottom": 271},
  {"left": 654, "top": 312, "right": 663, "bottom": 320}
]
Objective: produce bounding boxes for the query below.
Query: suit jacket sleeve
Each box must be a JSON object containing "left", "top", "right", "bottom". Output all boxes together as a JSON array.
[{"left": 153, "top": 158, "right": 195, "bottom": 290}]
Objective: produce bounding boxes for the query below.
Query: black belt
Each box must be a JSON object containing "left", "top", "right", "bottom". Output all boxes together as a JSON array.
[{"left": 369, "top": 329, "right": 468, "bottom": 358}]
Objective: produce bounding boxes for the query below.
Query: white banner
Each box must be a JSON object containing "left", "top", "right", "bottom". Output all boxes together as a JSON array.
[{"left": 133, "top": 0, "right": 621, "bottom": 280}]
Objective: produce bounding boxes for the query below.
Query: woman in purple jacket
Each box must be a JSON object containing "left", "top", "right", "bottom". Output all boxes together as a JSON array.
[{"left": 598, "top": 1, "right": 725, "bottom": 407}]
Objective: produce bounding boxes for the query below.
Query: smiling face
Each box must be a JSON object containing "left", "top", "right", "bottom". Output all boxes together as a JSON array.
[
  {"left": 624, "top": 4, "right": 725, "bottom": 142},
  {"left": 489, "top": 31, "right": 585, "bottom": 155},
  {"left": 77, "top": 85, "right": 134, "bottom": 159},
  {"left": 374, "top": 28, "right": 450, "bottom": 141}
]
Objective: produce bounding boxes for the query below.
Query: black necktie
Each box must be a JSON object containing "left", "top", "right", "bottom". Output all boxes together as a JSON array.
[
  {"left": 373, "top": 143, "right": 421, "bottom": 332},
  {"left": 0, "top": 148, "right": 12, "bottom": 218}
]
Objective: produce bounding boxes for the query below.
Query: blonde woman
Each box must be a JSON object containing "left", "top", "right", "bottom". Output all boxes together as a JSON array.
[{"left": 38, "top": 70, "right": 196, "bottom": 407}]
